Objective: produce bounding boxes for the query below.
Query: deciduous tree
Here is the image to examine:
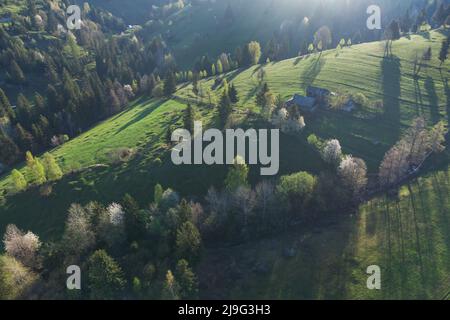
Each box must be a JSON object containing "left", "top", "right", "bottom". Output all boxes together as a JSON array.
[
  {"left": 3, "top": 224, "right": 41, "bottom": 269},
  {"left": 42, "top": 153, "right": 63, "bottom": 181},
  {"left": 225, "top": 156, "right": 249, "bottom": 191},
  {"left": 247, "top": 41, "right": 262, "bottom": 65},
  {"left": 338, "top": 156, "right": 368, "bottom": 198},
  {"left": 176, "top": 221, "right": 201, "bottom": 262},
  {"left": 11, "top": 169, "right": 27, "bottom": 192}
]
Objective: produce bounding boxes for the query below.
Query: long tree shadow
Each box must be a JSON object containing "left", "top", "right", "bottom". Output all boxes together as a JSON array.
[
  {"left": 300, "top": 55, "right": 326, "bottom": 88},
  {"left": 414, "top": 79, "right": 424, "bottom": 116},
  {"left": 114, "top": 99, "right": 166, "bottom": 135},
  {"left": 407, "top": 184, "right": 426, "bottom": 295},
  {"left": 444, "top": 77, "right": 450, "bottom": 144},
  {"left": 381, "top": 56, "right": 401, "bottom": 141},
  {"left": 424, "top": 76, "right": 440, "bottom": 124}
]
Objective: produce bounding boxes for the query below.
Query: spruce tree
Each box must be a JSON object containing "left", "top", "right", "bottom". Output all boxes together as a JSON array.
[
  {"left": 175, "top": 259, "right": 198, "bottom": 299},
  {"left": 183, "top": 104, "right": 195, "bottom": 134},
  {"left": 229, "top": 83, "right": 239, "bottom": 103},
  {"left": 9, "top": 60, "right": 26, "bottom": 84},
  {"left": 163, "top": 72, "right": 177, "bottom": 97},
  {"left": 218, "top": 89, "right": 232, "bottom": 128},
  {"left": 0, "top": 133, "right": 20, "bottom": 165},
  {"left": 256, "top": 82, "right": 270, "bottom": 108},
  {"left": 15, "top": 124, "right": 35, "bottom": 152},
  {"left": 0, "top": 88, "right": 13, "bottom": 118},
  {"left": 16, "top": 94, "right": 32, "bottom": 125}
]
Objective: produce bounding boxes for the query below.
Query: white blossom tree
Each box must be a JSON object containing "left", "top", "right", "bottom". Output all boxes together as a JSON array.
[
  {"left": 338, "top": 156, "right": 368, "bottom": 198},
  {"left": 271, "top": 108, "right": 288, "bottom": 128},
  {"left": 102, "top": 203, "right": 126, "bottom": 247},
  {"left": 3, "top": 224, "right": 41, "bottom": 269},
  {"left": 107, "top": 203, "right": 125, "bottom": 226},
  {"left": 62, "top": 204, "right": 95, "bottom": 258},
  {"left": 322, "top": 139, "right": 342, "bottom": 165}
]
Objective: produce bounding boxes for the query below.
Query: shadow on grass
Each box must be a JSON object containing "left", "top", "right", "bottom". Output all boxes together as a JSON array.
[
  {"left": 198, "top": 215, "right": 358, "bottom": 299},
  {"left": 381, "top": 56, "right": 401, "bottom": 141},
  {"left": 300, "top": 55, "right": 326, "bottom": 88},
  {"left": 424, "top": 76, "right": 440, "bottom": 124},
  {"left": 414, "top": 79, "right": 424, "bottom": 116},
  {"left": 114, "top": 99, "right": 166, "bottom": 135},
  {"left": 443, "top": 77, "right": 450, "bottom": 144}
]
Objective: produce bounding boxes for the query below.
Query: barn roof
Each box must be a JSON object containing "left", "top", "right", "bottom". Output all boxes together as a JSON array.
[
  {"left": 307, "top": 86, "right": 331, "bottom": 96},
  {"left": 286, "top": 94, "right": 316, "bottom": 111}
]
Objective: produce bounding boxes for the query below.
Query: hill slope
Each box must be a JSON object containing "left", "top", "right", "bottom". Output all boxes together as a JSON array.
[
  {"left": 0, "top": 30, "right": 449, "bottom": 240},
  {"left": 199, "top": 163, "right": 450, "bottom": 299},
  {"left": 175, "top": 30, "right": 450, "bottom": 170}
]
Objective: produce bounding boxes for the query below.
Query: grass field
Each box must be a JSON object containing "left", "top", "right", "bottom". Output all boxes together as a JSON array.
[
  {"left": 0, "top": 30, "right": 448, "bottom": 243},
  {"left": 199, "top": 164, "right": 450, "bottom": 299},
  {"left": 176, "top": 30, "right": 450, "bottom": 171},
  {"left": 0, "top": 96, "right": 324, "bottom": 240}
]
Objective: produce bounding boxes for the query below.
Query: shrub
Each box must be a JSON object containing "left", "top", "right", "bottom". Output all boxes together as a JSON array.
[
  {"left": 276, "top": 172, "right": 316, "bottom": 213},
  {"left": 352, "top": 92, "right": 368, "bottom": 107},
  {"left": 0, "top": 255, "right": 37, "bottom": 299},
  {"left": 152, "top": 82, "right": 164, "bottom": 97}
]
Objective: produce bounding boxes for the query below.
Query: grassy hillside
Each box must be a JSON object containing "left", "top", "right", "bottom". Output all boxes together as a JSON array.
[
  {"left": 0, "top": 97, "right": 323, "bottom": 239},
  {"left": 199, "top": 164, "right": 450, "bottom": 299},
  {"left": 0, "top": 30, "right": 448, "bottom": 241},
  {"left": 176, "top": 30, "right": 450, "bottom": 171}
]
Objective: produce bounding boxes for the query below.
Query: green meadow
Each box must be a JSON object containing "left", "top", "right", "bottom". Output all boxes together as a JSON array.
[{"left": 175, "top": 30, "right": 450, "bottom": 170}]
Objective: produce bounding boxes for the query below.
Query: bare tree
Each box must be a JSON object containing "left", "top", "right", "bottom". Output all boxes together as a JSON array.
[
  {"left": 379, "top": 140, "right": 410, "bottom": 187},
  {"left": 62, "top": 204, "right": 95, "bottom": 259},
  {"left": 232, "top": 186, "right": 256, "bottom": 230},
  {"left": 338, "top": 156, "right": 368, "bottom": 198},
  {"left": 384, "top": 20, "right": 400, "bottom": 56},
  {"left": 429, "top": 121, "right": 447, "bottom": 153},
  {"left": 378, "top": 117, "right": 445, "bottom": 188},
  {"left": 322, "top": 139, "right": 342, "bottom": 165},
  {"left": 255, "top": 180, "right": 278, "bottom": 228}
]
